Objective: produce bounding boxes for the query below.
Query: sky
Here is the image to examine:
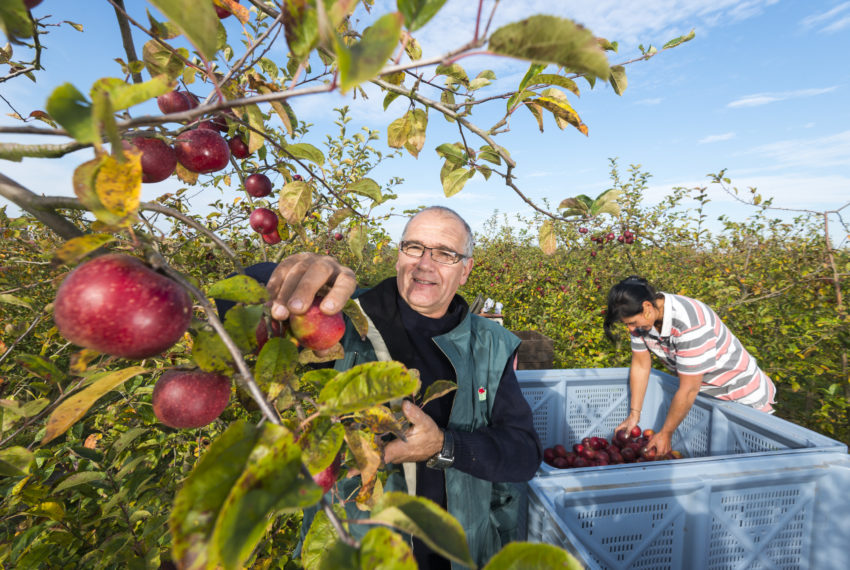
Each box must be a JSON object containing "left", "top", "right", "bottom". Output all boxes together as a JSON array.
[{"left": 1, "top": 1, "right": 848, "bottom": 246}]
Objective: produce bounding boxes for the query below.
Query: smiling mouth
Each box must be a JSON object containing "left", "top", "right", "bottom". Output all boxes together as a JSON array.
[{"left": 413, "top": 277, "right": 436, "bottom": 285}]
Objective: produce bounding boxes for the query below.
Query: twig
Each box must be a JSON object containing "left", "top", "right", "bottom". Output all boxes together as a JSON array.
[{"left": 111, "top": 0, "right": 143, "bottom": 84}]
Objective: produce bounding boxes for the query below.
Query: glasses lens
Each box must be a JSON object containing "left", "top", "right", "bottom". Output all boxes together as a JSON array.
[
  {"left": 402, "top": 243, "right": 425, "bottom": 257},
  {"left": 431, "top": 249, "right": 460, "bottom": 264}
]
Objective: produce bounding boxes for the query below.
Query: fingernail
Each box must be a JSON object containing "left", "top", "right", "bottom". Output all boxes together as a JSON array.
[
  {"left": 323, "top": 300, "right": 336, "bottom": 311},
  {"left": 290, "top": 299, "right": 303, "bottom": 311}
]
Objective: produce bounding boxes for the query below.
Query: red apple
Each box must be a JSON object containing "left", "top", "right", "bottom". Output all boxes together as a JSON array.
[
  {"left": 228, "top": 135, "right": 250, "bottom": 159},
  {"left": 620, "top": 447, "right": 636, "bottom": 462},
  {"left": 573, "top": 457, "right": 589, "bottom": 468},
  {"left": 289, "top": 297, "right": 346, "bottom": 351},
  {"left": 578, "top": 227, "right": 588, "bottom": 234},
  {"left": 552, "top": 456, "right": 569, "bottom": 469},
  {"left": 130, "top": 137, "right": 177, "bottom": 183},
  {"left": 543, "top": 447, "right": 555, "bottom": 464},
  {"left": 250, "top": 207, "right": 278, "bottom": 234},
  {"left": 24, "top": 0, "right": 42, "bottom": 8},
  {"left": 553, "top": 444, "right": 568, "bottom": 458},
  {"left": 255, "top": 315, "right": 286, "bottom": 352},
  {"left": 152, "top": 369, "right": 231, "bottom": 429},
  {"left": 640, "top": 446, "right": 657, "bottom": 460},
  {"left": 157, "top": 90, "right": 193, "bottom": 114},
  {"left": 312, "top": 453, "right": 341, "bottom": 493},
  {"left": 334, "top": 232, "right": 343, "bottom": 241},
  {"left": 214, "top": 0, "right": 240, "bottom": 18},
  {"left": 54, "top": 254, "right": 192, "bottom": 359},
  {"left": 244, "top": 173, "right": 272, "bottom": 197},
  {"left": 643, "top": 428, "right": 655, "bottom": 438},
  {"left": 629, "top": 425, "right": 642, "bottom": 439},
  {"left": 174, "top": 129, "right": 230, "bottom": 173},
  {"left": 262, "top": 231, "right": 282, "bottom": 245}
]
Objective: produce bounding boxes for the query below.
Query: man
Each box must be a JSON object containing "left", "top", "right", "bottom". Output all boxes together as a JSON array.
[{"left": 261, "top": 206, "right": 542, "bottom": 569}]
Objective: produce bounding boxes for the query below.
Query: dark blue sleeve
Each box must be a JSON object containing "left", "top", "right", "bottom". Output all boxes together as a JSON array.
[
  {"left": 214, "top": 262, "right": 278, "bottom": 319},
  {"left": 450, "top": 354, "right": 543, "bottom": 482}
]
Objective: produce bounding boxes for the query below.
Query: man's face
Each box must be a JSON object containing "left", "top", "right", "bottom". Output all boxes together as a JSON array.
[{"left": 395, "top": 210, "right": 474, "bottom": 319}]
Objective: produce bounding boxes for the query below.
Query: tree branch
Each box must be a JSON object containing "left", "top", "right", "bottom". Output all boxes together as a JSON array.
[{"left": 111, "top": 0, "right": 143, "bottom": 84}]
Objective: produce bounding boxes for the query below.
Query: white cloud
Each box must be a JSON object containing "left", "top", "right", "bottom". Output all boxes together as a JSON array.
[
  {"left": 727, "top": 87, "right": 837, "bottom": 108},
  {"left": 801, "top": 2, "right": 850, "bottom": 32},
  {"left": 699, "top": 132, "right": 735, "bottom": 144},
  {"left": 746, "top": 129, "right": 850, "bottom": 170}
]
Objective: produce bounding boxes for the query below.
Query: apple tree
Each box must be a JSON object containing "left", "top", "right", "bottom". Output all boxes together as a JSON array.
[{"left": 0, "top": 1, "right": 691, "bottom": 568}]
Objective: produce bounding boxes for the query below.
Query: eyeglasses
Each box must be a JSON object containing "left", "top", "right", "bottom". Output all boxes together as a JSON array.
[{"left": 400, "top": 241, "right": 468, "bottom": 265}]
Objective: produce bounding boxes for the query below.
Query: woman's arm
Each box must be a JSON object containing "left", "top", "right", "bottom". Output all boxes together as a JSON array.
[
  {"left": 648, "top": 372, "right": 702, "bottom": 456},
  {"left": 616, "top": 349, "right": 652, "bottom": 435}
]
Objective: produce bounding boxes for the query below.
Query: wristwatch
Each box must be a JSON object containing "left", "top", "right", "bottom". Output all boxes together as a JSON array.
[{"left": 426, "top": 429, "right": 455, "bottom": 470}]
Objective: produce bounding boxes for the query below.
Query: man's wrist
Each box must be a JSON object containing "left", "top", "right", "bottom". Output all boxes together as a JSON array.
[{"left": 426, "top": 429, "right": 455, "bottom": 470}]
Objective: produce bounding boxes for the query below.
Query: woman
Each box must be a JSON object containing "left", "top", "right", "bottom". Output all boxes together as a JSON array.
[{"left": 604, "top": 276, "right": 776, "bottom": 456}]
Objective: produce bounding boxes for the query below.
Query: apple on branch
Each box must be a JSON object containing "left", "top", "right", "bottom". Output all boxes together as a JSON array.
[
  {"left": 53, "top": 254, "right": 193, "bottom": 359},
  {"left": 152, "top": 369, "right": 231, "bottom": 429}
]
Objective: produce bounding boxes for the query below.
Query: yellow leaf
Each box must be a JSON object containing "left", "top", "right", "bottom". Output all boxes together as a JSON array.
[
  {"left": 42, "top": 366, "right": 147, "bottom": 444},
  {"left": 94, "top": 152, "right": 142, "bottom": 219}
]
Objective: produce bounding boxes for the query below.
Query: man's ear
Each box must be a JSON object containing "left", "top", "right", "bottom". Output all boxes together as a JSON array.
[{"left": 459, "top": 258, "right": 474, "bottom": 285}]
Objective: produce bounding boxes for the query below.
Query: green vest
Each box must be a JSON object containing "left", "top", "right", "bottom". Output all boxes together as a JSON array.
[{"left": 334, "top": 304, "right": 521, "bottom": 569}]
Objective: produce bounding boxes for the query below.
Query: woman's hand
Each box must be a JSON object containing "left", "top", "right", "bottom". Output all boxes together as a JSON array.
[{"left": 615, "top": 409, "right": 641, "bottom": 438}]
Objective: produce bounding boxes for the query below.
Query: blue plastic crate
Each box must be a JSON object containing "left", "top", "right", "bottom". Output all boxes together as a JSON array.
[
  {"left": 524, "top": 453, "right": 850, "bottom": 569},
  {"left": 516, "top": 368, "right": 847, "bottom": 475}
]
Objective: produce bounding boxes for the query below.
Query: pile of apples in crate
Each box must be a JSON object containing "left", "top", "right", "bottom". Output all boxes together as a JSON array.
[{"left": 543, "top": 425, "right": 684, "bottom": 469}]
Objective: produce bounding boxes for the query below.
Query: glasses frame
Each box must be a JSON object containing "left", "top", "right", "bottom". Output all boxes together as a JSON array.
[{"left": 399, "top": 241, "right": 468, "bottom": 265}]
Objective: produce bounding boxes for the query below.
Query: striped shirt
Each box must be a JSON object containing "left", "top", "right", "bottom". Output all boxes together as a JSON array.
[{"left": 630, "top": 293, "right": 775, "bottom": 412}]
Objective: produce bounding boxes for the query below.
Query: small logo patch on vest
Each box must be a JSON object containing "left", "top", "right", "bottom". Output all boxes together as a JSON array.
[{"left": 478, "top": 387, "right": 486, "bottom": 401}]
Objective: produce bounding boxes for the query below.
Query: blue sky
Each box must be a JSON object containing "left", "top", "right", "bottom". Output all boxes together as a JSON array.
[{"left": 1, "top": 1, "right": 848, "bottom": 244}]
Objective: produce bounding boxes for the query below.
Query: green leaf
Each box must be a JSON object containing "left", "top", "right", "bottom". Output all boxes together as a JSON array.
[
  {"left": 141, "top": 40, "right": 187, "bottom": 80},
  {"left": 302, "top": 508, "right": 357, "bottom": 570},
  {"left": 0, "top": 293, "right": 32, "bottom": 309},
  {"left": 224, "top": 305, "right": 263, "bottom": 354},
  {"left": 278, "top": 180, "right": 313, "bottom": 225},
  {"left": 589, "top": 187, "right": 622, "bottom": 217},
  {"left": 483, "top": 542, "right": 584, "bottom": 570},
  {"left": 477, "top": 145, "right": 502, "bottom": 166},
  {"left": 387, "top": 114, "right": 412, "bottom": 149},
  {"left": 507, "top": 63, "right": 546, "bottom": 111},
  {"left": 255, "top": 337, "right": 299, "bottom": 387},
  {"left": 435, "top": 63, "right": 469, "bottom": 87},
  {"left": 0, "top": 446, "right": 35, "bottom": 477},
  {"left": 435, "top": 143, "right": 466, "bottom": 163},
  {"left": 45, "top": 84, "right": 95, "bottom": 144},
  {"left": 352, "top": 406, "right": 405, "bottom": 438},
  {"left": 284, "top": 142, "right": 325, "bottom": 166},
  {"left": 210, "top": 424, "right": 322, "bottom": 570},
  {"left": 528, "top": 73, "right": 580, "bottom": 97},
  {"left": 420, "top": 380, "right": 457, "bottom": 407},
  {"left": 92, "top": 75, "right": 173, "bottom": 111},
  {"left": 371, "top": 492, "right": 474, "bottom": 567},
  {"left": 558, "top": 194, "right": 593, "bottom": 217},
  {"left": 538, "top": 220, "right": 557, "bottom": 255},
  {"left": 15, "top": 353, "right": 66, "bottom": 384},
  {"left": 282, "top": 0, "right": 320, "bottom": 61},
  {"left": 192, "top": 329, "right": 235, "bottom": 374},
  {"left": 42, "top": 366, "right": 146, "bottom": 444},
  {"left": 208, "top": 275, "right": 270, "bottom": 304},
  {"left": 318, "top": 361, "right": 420, "bottom": 415},
  {"left": 489, "top": 16, "right": 610, "bottom": 82},
  {"left": 347, "top": 223, "right": 367, "bottom": 264},
  {"left": 441, "top": 166, "right": 474, "bottom": 198},
  {"left": 535, "top": 93, "right": 587, "bottom": 135},
  {"left": 171, "top": 420, "right": 260, "bottom": 570},
  {"left": 299, "top": 419, "right": 345, "bottom": 475},
  {"left": 663, "top": 29, "right": 696, "bottom": 49},
  {"left": 0, "top": 397, "right": 49, "bottom": 420},
  {"left": 609, "top": 65, "right": 627, "bottom": 96},
  {"left": 0, "top": 0, "right": 33, "bottom": 42},
  {"left": 336, "top": 12, "right": 403, "bottom": 92},
  {"left": 328, "top": 207, "right": 354, "bottom": 230},
  {"left": 53, "top": 471, "right": 107, "bottom": 493},
  {"left": 147, "top": 0, "right": 219, "bottom": 61},
  {"left": 240, "top": 103, "right": 266, "bottom": 154},
  {"left": 360, "top": 526, "right": 417, "bottom": 569},
  {"left": 397, "top": 0, "right": 448, "bottom": 32},
  {"left": 383, "top": 90, "right": 401, "bottom": 110},
  {"left": 403, "top": 108, "right": 428, "bottom": 158},
  {"left": 347, "top": 178, "right": 383, "bottom": 203}
]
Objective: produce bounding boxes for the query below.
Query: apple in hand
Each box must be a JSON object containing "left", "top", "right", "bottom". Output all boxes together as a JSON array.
[
  {"left": 53, "top": 254, "right": 193, "bottom": 359},
  {"left": 130, "top": 137, "right": 177, "bottom": 183},
  {"left": 289, "top": 297, "right": 345, "bottom": 351},
  {"left": 174, "top": 129, "right": 230, "bottom": 173},
  {"left": 152, "top": 369, "right": 231, "bottom": 428},
  {"left": 255, "top": 315, "right": 286, "bottom": 352},
  {"left": 244, "top": 173, "right": 272, "bottom": 197}
]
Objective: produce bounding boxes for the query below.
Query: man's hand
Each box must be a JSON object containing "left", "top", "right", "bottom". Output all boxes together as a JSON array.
[
  {"left": 383, "top": 400, "right": 444, "bottom": 464},
  {"left": 266, "top": 252, "right": 357, "bottom": 321},
  {"left": 614, "top": 409, "right": 641, "bottom": 438}
]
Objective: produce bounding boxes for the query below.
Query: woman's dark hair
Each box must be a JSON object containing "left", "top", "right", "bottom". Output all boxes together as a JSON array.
[{"left": 603, "top": 276, "right": 663, "bottom": 343}]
